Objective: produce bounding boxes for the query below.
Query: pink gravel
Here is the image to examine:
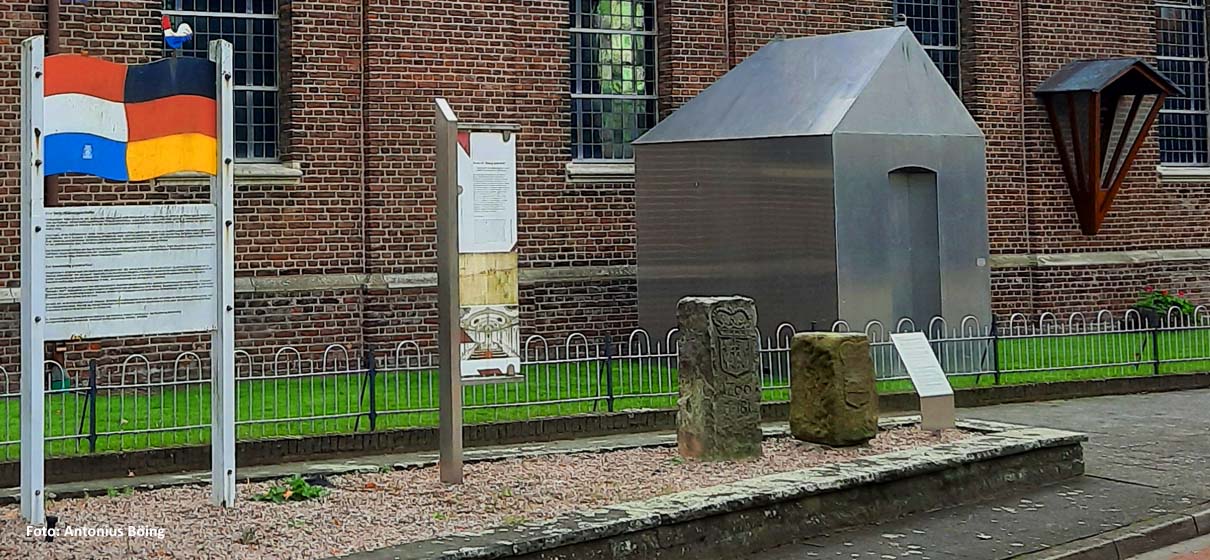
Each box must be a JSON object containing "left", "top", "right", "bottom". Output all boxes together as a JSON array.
[{"left": 0, "top": 428, "right": 968, "bottom": 559}]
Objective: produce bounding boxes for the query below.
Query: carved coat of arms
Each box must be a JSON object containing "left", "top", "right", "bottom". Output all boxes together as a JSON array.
[
  {"left": 844, "top": 377, "right": 871, "bottom": 409},
  {"left": 710, "top": 304, "right": 757, "bottom": 378}
]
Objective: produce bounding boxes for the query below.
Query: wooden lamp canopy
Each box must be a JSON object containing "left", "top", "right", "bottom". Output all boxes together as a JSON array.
[{"left": 1035, "top": 58, "right": 1181, "bottom": 235}]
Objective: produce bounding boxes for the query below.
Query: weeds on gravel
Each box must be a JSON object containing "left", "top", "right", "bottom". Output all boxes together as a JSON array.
[
  {"left": 105, "top": 487, "right": 133, "bottom": 498},
  {"left": 251, "top": 475, "right": 330, "bottom": 504},
  {"left": 236, "top": 528, "right": 259, "bottom": 545}
]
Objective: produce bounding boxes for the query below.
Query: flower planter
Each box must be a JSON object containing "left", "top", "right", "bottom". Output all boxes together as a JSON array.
[{"left": 1132, "top": 306, "right": 1164, "bottom": 329}]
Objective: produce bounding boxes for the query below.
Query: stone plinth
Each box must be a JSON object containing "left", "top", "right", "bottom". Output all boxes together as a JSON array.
[
  {"left": 676, "top": 296, "right": 762, "bottom": 460},
  {"left": 790, "top": 333, "right": 878, "bottom": 446}
]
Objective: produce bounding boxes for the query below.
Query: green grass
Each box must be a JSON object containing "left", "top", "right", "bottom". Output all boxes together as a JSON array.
[{"left": 5, "top": 327, "right": 1210, "bottom": 459}]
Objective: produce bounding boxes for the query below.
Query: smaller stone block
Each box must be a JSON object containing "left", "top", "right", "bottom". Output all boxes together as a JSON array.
[
  {"left": 790, "top": 332, "right": 878, "bottom": 446},
  {"left": 676, "top": 296, "right": 762, "bottom": 461}
]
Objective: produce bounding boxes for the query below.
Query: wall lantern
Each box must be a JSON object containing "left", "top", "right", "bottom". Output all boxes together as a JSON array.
[{"left": 1036, "top": 58, "right": 1181, "bottom": 235}]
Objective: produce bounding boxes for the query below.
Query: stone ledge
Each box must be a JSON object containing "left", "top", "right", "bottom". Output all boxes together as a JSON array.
[
  {"left": 565, "top": 162, "right": 636, "bottom": 184},
  {"left": 1158, "top": 165, "right": 1210, "bottom": 184},
  {"left": 154, "top": 162, "right": 304, "bottom": 187},
  {"left": 990, "top": 248, "right": 1210, "bottom": 268},
  {"left": 337, "top": 422, "right": 1086, "bottom": 560}
]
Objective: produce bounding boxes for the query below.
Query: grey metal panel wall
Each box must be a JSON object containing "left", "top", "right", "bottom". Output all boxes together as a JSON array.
[
  {"left": 831, "top": 133, "right": 991, "bottom": 330},
  {"left": 635, "top": 137, "right": 838, "bottom": 334}
]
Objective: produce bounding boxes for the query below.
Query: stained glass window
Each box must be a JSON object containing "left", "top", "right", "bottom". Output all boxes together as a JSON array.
[
  {"left": 1157, "top": 0, "right": 1208, "bottom": 165},
  {"left": 894, "top": 0, "right": 961, "bottom": 92},
  {"left": 164, "top": 0, "right": 280, "bottom": 161},
  {"left": 570, "top": 0, "right": 658, "bottom": 161}
]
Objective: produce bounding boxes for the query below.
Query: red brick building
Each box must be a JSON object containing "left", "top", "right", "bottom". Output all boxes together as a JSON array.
[{"left": 0, "top": 0, "right": 1207, "bottom": 368}]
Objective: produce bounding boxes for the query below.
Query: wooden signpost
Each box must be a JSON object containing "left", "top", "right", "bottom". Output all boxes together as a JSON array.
[{"left": 890, "top": 332, "right": 956, "bottom": 431}]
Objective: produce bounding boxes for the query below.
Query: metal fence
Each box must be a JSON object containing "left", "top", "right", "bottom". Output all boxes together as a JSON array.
[{"left": 3, "top": 306, "right": 1210, "bottom": 459}]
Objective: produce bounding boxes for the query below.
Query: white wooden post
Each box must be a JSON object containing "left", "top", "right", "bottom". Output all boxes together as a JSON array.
[
  {"left": 19, "top": 35, "right": 47, "bottom": 525},
  {"left": 435, "top": 98, "right": 464, "bottom": 484},
  {"left": 209, "top": 39, "right": 237, "bottom": 507}
]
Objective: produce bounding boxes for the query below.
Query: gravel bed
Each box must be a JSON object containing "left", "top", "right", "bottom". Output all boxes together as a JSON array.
[{"left": 0, "top": 427, "right": 967, "bottom": 559}]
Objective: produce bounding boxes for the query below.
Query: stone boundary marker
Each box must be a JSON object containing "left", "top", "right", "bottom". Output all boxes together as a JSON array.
[
  {"left": 1012, "top": 502, "right": 1210, "bottom": 560},
  {"left": 790, "top": 332, "right": 879, "bottom": 446},
  {"left": 676, "top": 296, "right": 762, "bottom": 460},
  {"left": 335, "top": 419, "right": 1087, "bottom": 560}
]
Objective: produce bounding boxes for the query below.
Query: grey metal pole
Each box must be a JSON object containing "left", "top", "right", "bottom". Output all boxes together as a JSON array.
[
  {"left": 19, "top": 34, "right": 48, "bottom": 525},
  {"left": 435, "top": 99, "right": 463, "bottom": 484},
  {"left": 209, "top": 39, "right": 237, "bottom": 508}
]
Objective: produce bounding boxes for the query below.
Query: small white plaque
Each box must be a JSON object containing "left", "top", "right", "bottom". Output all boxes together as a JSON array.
[
  {"left": 43, "top": 204, "right": 218, "bottom": 340},
  {"left": 891, "top": 332, "right": 955, "bottom": 430}
]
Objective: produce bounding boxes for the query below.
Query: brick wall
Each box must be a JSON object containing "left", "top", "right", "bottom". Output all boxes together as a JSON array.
[
  {"left": 945, "top": 0, "right": 1210, "bottom": 318},
  {"left": 0, "top": 0, "right": 1207, "bottom": 383}
]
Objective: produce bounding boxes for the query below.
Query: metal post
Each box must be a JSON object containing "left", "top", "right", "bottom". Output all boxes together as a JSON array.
[
  {"left": 1151, "top": 323, "right": 1161, "bottom": 376},
  {"left": 20, "top": 34, "right": 47, "bottom": 525},
  {"left": 603, "top": 335, "right": 615, "bottom": 413},
  {"left": 990, "top": 316, "right": 1001, "bottom": 385},
  {"left": 209, "top": 39, "right": 237, "bottom": 508},
  {"left": 435, "top": 98, "right": 464, "bottom": 484},
  {"left": 367, "top": 348, "right": 378, "bottom": 432},
  {"left": 87, "top": 360, "right": 97, "bottom": 454}
]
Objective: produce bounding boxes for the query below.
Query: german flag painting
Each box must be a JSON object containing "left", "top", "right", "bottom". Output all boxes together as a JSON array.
[{"left": 44, "top": 55, "right": 217, "bottom": 182}]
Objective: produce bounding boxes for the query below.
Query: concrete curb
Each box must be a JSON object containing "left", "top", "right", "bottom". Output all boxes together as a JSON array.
[
  {"left": 334, "top": 422, "right": 1088, "bottom": 560},
  {"left": 1011, "top": 503, "right": 1210, "bottom": 560}
]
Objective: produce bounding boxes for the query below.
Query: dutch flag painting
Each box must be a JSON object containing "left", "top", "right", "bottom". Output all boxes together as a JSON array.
[{"left": 44, "top": 54, "right": 217, "bottom": 182}]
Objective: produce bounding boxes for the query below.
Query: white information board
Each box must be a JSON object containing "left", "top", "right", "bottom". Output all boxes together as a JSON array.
[
  {"left": 457, "top": 132, "right": 517, "bottom": 254},
  {"left": 891, "top": 332, "right": 956, "bottom": 431},
  {"left": 44, "top": 205, "right": 217, "bottom": 340},
  {"left": 455, "top": 129, "right": 521, "bottom": 383}
]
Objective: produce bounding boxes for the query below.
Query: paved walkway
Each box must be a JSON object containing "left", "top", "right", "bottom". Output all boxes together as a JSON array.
[{"left": 748, "top": 389, "right": 1210, "bottom": 560}]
